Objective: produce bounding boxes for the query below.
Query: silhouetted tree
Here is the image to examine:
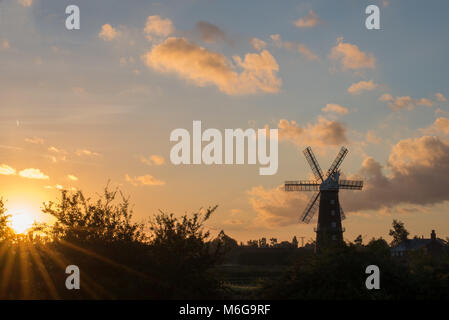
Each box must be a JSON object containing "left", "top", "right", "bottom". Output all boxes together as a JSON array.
[
  {"left": 0, "top": 199, "right": 13, "bottom": 241},
  {"left": 247, "top": 240, "right": 258, "bottom": 248},
  {"left": 354, "top": 234, "right": 363, "bottom": 246},
  {"left": 389, "top": 220, "right": 409, "bottom": 246},
  {"left": 292, "top": 236, "right": 298, "bottom": 248},
  {"left": 147, "top": 206, "right": 224, "bottom": 298},
  {"left": 42, "top": 187, "right": 145, "bottom": 244}
]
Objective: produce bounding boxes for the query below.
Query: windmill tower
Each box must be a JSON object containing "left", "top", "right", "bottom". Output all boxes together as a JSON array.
[{"left": 285, "top": 146, "right": 363, "bottom": 252}]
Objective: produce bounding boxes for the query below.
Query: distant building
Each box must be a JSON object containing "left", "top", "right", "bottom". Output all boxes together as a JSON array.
[{"left": 391, "top": 230, "right": 446, "bottom": 257}]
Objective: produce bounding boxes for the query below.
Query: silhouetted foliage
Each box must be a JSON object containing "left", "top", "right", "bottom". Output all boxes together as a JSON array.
[
  {"left": 0, "top": 198, "right": 13, "bottom": 241},
  {"left": 260, "top": 241, "right": 449, "bottom": 300},
  {"left": 1, "top": 190, "right": 449, "bottom": 300},
  {"left": 42, "top": 187, "right": 145, "bottom": 244},
  {"left": 389, "top": 219, "right": 409, "bottom": 246},
  {"left": 0, "top": 188, "right": 225, "bottom": 299}
]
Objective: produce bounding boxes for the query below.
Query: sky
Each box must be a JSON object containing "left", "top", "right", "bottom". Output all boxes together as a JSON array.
[{"left": 1, "top": 0, "right": 449, "bottom": 244}]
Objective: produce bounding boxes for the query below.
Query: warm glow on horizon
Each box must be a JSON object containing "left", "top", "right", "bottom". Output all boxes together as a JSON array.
[
  {"left": 6, "top": 201, "right": 45, "bottom": 234},
  {"left": 8, "top": 212, "right": 35, "bottom": 234}
]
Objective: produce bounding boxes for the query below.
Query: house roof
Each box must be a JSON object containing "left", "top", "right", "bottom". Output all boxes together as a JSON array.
[{"left": 391, "top": 238, "right": 446, "bottom": 251}]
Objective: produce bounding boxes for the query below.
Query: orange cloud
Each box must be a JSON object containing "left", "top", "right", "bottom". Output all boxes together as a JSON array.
[
  {"left": 143, "top": 37, "right": 281, "bottom": 95},
  {"left": 277, "top": 117, "right": 347, "bottom": 147},
  {"left": 67, "top": 174, "right": 79, "bottom": 181},
  {"left": 250, "top": 37, "right": 267, "bottom": 51},
  {"left": 140, "top": 155, "right": 165, "bottom": 166},
  {"left": 0, "top": 164, "right": 16, "bottom": 176},
  {"left": 365, "top": 131, "right": 382, "bottom": 144},
  {"left": 18, "top": 0, "right": 32, "bottom": 7},
  {"left": 249, "top": 135, "right": 449, "bottom": 226},
  {"left": 435, "top": 92, "right": 447, "bottom": 102},
  {"left": 76, "top": 149, "right": 100, "bottom": 157},
  {"left": 270, "top": 34, "right": 319, "bottom": 61},
  {"left": 322, "top": 103, "right": 349, "bottom": 115},
  {"left": 248, "top": 185, "right": 309, "bottom": 227},
  {"left": 144, "top": 16, "right": 175, "bottom": 40},
  {"left": 2, "top": 40, "right": 10, "bottom": 50},
  {"left": 342, "top": 136, "right": 449, "bottom": 212},
  {"left": 99, "top": 24, "right": 119, "bottom": 41},
  {"left": 347, "top": 80, "right": 378, "bottom": 94},
  {"left": 294, "top": 10, "right": 320, "bottom": 28},
  {"left": 432, "top": 117, "right": 449, "bottom": 134},
  {"left": 379, "top": 94, "right": 434, "bottom": 110},
  {"left": 329, "top": 38, "right": 375, "bottom": 70},
  {"left": 125, "top": 174, "right": 165, "bottom": 186},
  {"left": 18, "top": 168, "right": 49, "bottom": 180},
  {"left": 25, "top": 137, "right": 44, "bottom": 144}
]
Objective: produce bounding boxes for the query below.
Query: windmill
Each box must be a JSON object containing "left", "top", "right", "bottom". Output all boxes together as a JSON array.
[{"left": 284, "top": 146, "right": 363, "bottom": 252}]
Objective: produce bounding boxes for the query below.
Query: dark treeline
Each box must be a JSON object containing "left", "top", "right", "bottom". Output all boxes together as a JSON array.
[
  {"left": 1, "top": 187, "right": 449, "bottom": 299},
  {"left": 0, "top": 188, "right": 228, "bottom": 299}
]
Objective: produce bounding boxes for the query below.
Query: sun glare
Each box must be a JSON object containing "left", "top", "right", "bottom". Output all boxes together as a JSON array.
[{"left": 9, "top": 212, "right": 35, "bottom": 234}]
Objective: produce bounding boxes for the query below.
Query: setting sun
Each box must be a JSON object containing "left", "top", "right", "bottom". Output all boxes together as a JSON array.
[{"left": 9, "top": 212, "right": 35, "bottom": 234}]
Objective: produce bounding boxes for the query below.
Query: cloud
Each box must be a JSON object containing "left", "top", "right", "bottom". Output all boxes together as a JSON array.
[
  {"left": 125, "top": 174, "right": 165, "bottom": 186},
  {"left": 18, "top": 0, "right": 32, "bottom": 7},
  {"left": 329, "top": 38, "right": 375, "bottom": 70},
  {"left": 322, "top": 103, "right": 349, "bottom": 115},
  {"left": 347, "top": 80, "right": 378, "bottom": 95},
  {"left": 415, "top": 98, "right": 433, "bottom": 107},
  {"left": 250, "top": 37, "right": 267, "bottom": 51},
  {"left": 19, "top": 168, "right": 49, "bottom": 180},
  {"left": 72, "top": 87, "right": 87, "bottom": 95},
  {"left": 67, "top": 174, "right": 78, "bottom": 181},
  {"left": 48, "top": 146, "right": 67, "bottom": 154},
  {"left": 25, "top": 137, "right": 44, "bottom": 144},
  {"left": 343, "top": 136, "right": 449, "bottom": 213},
  {"left": 194, "top": 21, "right": 227, "bottom": 43},
  {"left": 44, "top": 185, "right": 76, "bottom": 191},
  {"left": 435, "top": 93, "right": 447, "bottom": 102},
  {"left": 0, "top": 164, "right": 16, "bottom": 176},
  {"left": 277, "top": 117, "right": 348, "bottom": 147},
  {"left": 422, "top": 117, "right": 449, "bottom": 135},
  {"left": 144, "top": 15, "right": 175, "bottom": 40},
  {"left": 140, "top": 155, "right": 165, "bottom": 166},
  {"left": 143, "top": 37, "right": 281, "bottom": 95},
  {"left": 76, "top": 149, "right": 100, "bottom": 157},
  {"left": 2, "top": 40, "right": 10, "bottom": 49},
  {"left": 379, "top": 94, "right": 434, "bottom": 110},
  {"left": 270, "top": 34, "right": 319, "bottom": 61},
  {"left": 248, "top": 135, "right": 449, "bottom": 226},
  {"left": 99, "top": 24, "right": 120, "bottom": 41},
  {"left": 248, "top": 185, "right": 309, "bottom": 227},
  {"left": 365, "top": 131, "right": 382, "bottom": 144},
  {"left": 294, "top": 10, "right": 320, "bottom": 28}
]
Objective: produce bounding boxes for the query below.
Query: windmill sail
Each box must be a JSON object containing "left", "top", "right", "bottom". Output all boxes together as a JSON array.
[
  {"left": 300, "top": 191, "right": 320, "bottom": 223},
  {"left": 326, "top": 147, "right": 348, "bottom": 177},
  {"left": 303, "top": 147, "right": 324, "bottom": 182},
  {"left": 285, "top": 180, "right": 320, "bottom": 191},
  {"left": 339, "top": 179, "right": 363, "bottom": 190}
]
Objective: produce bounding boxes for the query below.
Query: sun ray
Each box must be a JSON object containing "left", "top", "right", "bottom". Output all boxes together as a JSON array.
[
  {"left": 0, "top": 246, "right": 16, "bottom": 298},
  {"left": 27, "top": 244, "right": 60, "bottom": 299},
  {"left": 38, "top": 244, "right": 108, "bottom": 299},
  {"left": 18, "top": 242, "right": 33, "bottom": 299}
]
